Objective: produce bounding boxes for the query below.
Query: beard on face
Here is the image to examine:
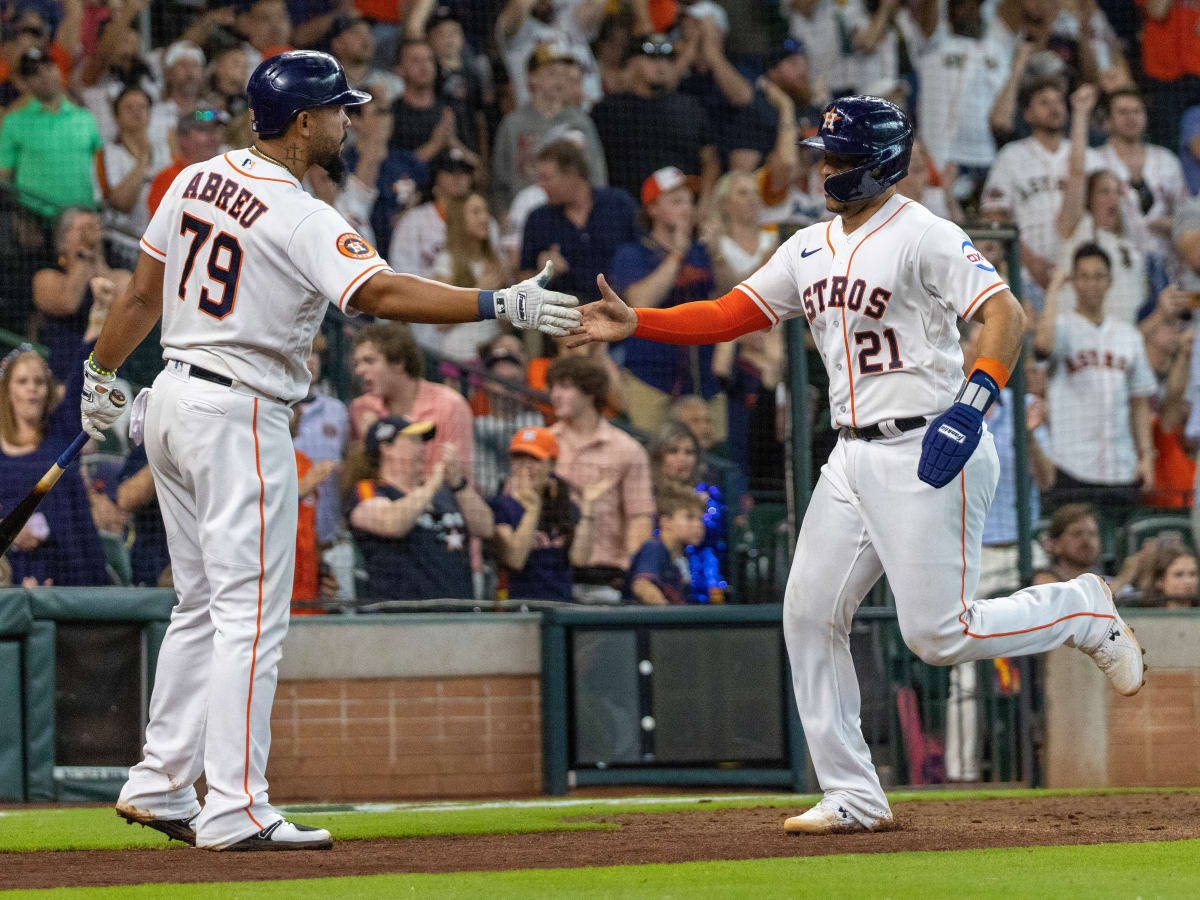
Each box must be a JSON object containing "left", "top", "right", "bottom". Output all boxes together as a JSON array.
[{"left": 314, "top": 132, "right": 349, "bottom": 184}]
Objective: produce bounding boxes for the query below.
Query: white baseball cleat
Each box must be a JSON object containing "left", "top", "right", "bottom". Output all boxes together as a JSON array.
[
  {"left": 1081, "top": 573, "right": 1145, "bottom": 697},
  {"left": 783, "top": 796, "right": 894, "bottom": 835},
  {"left": 220, "top": 819, "right": 333, "bottom": 851}
]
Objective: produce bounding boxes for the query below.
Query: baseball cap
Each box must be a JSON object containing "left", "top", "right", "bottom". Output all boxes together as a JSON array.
[
  {"left": 509, "top": 426, "right": 558, "bottom": 460},
  {"left": 527, "top": 42, "right": 577, "bottom": 73},
  {"left": 164, "top": 40, "right": 205, "bottom": 71},
  {"left": 764, "top": 37, "right": 805, "bottom": 71},
  {"left": 641, "top": 165, "right": 698, "bottom": 206},
  {"left": 427, "top": 5, "right": 461, "bottom": 30},
  {"left": 430, "top": 146, "right": 474, "bottom": 176},
  {"left": 625, "top": 33, "right": 674, "bottom": 62},
  {"left": 177, "top": 106, "right": 229, "bottom": 134},
  {"left": 365, "top": 415, "right": 437, "bottom": 455}
]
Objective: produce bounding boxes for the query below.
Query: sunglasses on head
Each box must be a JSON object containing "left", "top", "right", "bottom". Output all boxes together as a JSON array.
[{"left": 640, "top": 39, "right": 674, "bottom": 56}]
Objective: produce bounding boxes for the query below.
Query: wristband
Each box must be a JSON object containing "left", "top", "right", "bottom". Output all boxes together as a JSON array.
[
  {"left": 86, "top": 352, "right": 116, "bottom": 378},
  {"left": 972, "top": 356, "right": 1010, "bottom": 389},
  {"left": 477, "top": 290, "right": 498, "bottom": 320},
  {"left": 955, "top": 368, "right": 1000, "bottom": 415}
]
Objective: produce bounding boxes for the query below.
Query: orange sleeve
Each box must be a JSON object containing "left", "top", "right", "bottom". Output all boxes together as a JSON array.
[{"left": 633, "top": 288, "right": 773, "bottom": 344}]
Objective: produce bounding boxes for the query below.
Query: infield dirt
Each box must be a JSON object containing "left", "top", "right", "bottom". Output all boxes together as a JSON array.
[{"left": 4, "top": 791, "right": 1199, "bottom": 890}]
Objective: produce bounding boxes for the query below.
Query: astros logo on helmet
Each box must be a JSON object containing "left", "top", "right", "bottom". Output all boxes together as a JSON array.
[{"left": 801, "top": 95, "right": 914, "bottom": 204}]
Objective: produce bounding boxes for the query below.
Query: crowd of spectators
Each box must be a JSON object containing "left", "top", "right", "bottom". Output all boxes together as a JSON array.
[{"left": 0, "top": 0, "right": 1199, "bottom": 612}]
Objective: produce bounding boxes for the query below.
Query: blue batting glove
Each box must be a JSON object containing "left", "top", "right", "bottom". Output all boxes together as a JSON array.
[{"left": 917, "top": 369, "right": 999, "bottom": 488}]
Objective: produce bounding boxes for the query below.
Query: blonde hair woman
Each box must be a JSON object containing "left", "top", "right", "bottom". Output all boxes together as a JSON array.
[
  {"left": 707, "top": 170, "right": 778, "bottom": 295},
  {"left": 427, "top": 192, "right": 511, "bottom": 362}
]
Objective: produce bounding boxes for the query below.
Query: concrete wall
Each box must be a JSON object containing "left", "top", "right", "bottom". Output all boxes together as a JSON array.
[
  {"left": 268, "top": 614, "right": 543, "bottom": 801},
  {"left": 1045, "top": 611, "right": 1200, "bottom": 788}
]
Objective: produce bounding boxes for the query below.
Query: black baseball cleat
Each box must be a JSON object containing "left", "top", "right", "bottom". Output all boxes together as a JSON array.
[
  {"left": 222, "top": 819, "right": 333, "bottom": 851},
  {"left": 116, "top": 806, "right": 198, "bottom": 846}
]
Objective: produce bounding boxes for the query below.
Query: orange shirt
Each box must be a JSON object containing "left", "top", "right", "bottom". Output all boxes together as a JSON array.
[
  {"left": 293, "top": 450, "right": 320, "bottom": 604},
  {"left": 355, "top": 0, "right": 415, "bottom": 23},
  {"left": 1138, "top": 0, "right": 1200, "bottom": 81},
  {"left": 147, "top": 159, "right": 185, "bottom": 218},
  {"left": 1145, "top": 419, "right": 1196, "bottom": 508},
  {"left": 648, "top": 0, "right": 678, "bottom": 31}
]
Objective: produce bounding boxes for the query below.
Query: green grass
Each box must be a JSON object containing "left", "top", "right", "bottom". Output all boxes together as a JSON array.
[
  {"left": 2, "top": 787, "right": 1196, "bottom": 852},
  {"left": 5, "top": 839, "right": 1200, "bottom": 899}
]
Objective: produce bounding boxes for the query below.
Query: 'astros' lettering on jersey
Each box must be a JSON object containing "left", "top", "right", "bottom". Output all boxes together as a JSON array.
[
  {"left": 737, "top": 194, "right": 1008, "bottom": 428},
  {"left": 140, "top": 148, "right": 394, "bottom": 402}
]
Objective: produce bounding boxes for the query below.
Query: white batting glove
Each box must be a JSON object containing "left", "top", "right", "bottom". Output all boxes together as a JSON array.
[
  {"left": 80, "top": 354, "right": 127, "bottom": 440},
  {"left": 485, "top": 262, "right": 582, "bottom": 336}
]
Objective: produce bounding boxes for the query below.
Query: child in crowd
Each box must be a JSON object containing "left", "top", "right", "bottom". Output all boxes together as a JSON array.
[
  {"left": 488, "top": 426, "right": 609, "bottom": 601},
  {"left": 629, "top": 486, "right": 707, "bottom": 605}
]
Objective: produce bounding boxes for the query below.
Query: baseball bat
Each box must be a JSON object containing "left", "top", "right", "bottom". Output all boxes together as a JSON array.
[{"left": 0, "top": 431, "right": 89, "bottom": 556}]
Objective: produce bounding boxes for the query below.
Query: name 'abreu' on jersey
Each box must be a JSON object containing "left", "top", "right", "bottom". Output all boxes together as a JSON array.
[{"left": 138, "top": 149, "right": 393, "bottom": 404}]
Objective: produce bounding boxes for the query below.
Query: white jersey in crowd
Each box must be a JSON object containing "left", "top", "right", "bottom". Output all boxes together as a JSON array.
[
  {"left": 1056, "top": 214, "right": 1149, "bottom": 325},
  {"left": 139, "top": 148, "right": 393, "bottom": 402},
  {"left": 496, "top": 0, "right": 602, "bottom": 110},
  {"left": 789, "top": 0, "right": 899, "bottom": 99},
  {"left": 1043, "top": 310, "right": 1157, "bottom": 484},
  {"left": 982, "top": 136, "right": 1100, "bottom": 263},
  {"left": 738, "top": 193, "right": 1008, "bottom": 428},
  {"left": 96, "top": 139, "right": 174, "bottom": 260},
  {"left": 902, "top": 19, "right": 1009, "bottom": 168},
  {"left": 1090, "top": 141, "right": 1187, "bottom": 265}
]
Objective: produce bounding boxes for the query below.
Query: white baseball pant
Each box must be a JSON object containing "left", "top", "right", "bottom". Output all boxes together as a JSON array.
[
  {"left": 117, "top": 365, "right": 297, "bottom": 848},
  {"left": 784, "top": 425, "right": 1114, "bottom": 824}
]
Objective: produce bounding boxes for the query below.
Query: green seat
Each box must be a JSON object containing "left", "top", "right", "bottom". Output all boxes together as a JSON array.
[{"left": 1120, "top": 512, "right": 1193, "bottom": 559}]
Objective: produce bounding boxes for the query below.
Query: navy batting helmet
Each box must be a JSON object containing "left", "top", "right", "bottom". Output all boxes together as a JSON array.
[
  {"left": 247, "top": 50, "right": 370, "bottom": 137},
  {"left": 800, "top": 95, "right": 913, "bottom": 204}
]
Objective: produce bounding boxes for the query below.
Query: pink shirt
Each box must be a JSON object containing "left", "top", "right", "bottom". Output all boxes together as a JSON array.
[
  {"left": 350, "top": 379, "right": 474, "bottom": 476},
  {"left": 551, "top": 419, "right": 655, "bottom": 570}
]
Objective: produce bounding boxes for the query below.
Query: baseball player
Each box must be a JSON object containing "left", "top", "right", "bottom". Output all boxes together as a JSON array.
[
  {"left": 80, "top": 50, "right": 580, "bottom": 852},
  {"left": 569, "top": 96, "right": 1145, "bottom": 834}
]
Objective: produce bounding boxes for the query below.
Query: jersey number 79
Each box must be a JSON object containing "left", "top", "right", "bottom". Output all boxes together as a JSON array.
[{"left": 178, "top": 213, "right": 244, "bottom": 319}]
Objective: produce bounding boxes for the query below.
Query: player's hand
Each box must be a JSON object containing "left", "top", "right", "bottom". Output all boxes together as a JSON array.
[
  {"left": 564, "top": 274, "right": 638, "bottom": 349},
  {"left": 491, "top": 261, "right": 582, "bottom": 336},
  {"left": 81, "top": 357, "right": 127, "bottom": 441},
  {"left": 917, "top": 404, "right": 983, "bottom": 489}
]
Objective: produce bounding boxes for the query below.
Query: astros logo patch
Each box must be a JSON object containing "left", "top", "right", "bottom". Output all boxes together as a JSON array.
[
  {"left": 961, "top": 240, "right": 995, "bottom": 272},
  {"left": 336, "top": 233, "right": 377, "bottom": 259},
  {"left": 822, "top": 110, "right": 842, "bottom": 130}
]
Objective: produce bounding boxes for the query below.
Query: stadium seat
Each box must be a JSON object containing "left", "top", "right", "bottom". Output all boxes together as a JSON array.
[{"left": 1119, "top": 511, "right": 1194, "bottom": 560}]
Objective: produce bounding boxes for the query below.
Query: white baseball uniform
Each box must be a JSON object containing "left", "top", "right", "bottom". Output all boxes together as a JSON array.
[
  {"left": 736, "top": 193, "right": 1117, "bottom": 824},
  {"left": 117, "top": 148, "right": 394, "bottom": 849},
  {"left": 902, "top": 20, "right": 1009, "bottom": 169},
  {"left": 1043, "top": 309, "right": 1157, "bottom": 484},
  {"left": 982, "top": 137, "right": 1100, "bottom": 264}
]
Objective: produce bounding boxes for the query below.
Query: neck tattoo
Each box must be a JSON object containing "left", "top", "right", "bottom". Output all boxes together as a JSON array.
[{"left": 251, "top": 146, "right": 291, "bottom": 170}]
